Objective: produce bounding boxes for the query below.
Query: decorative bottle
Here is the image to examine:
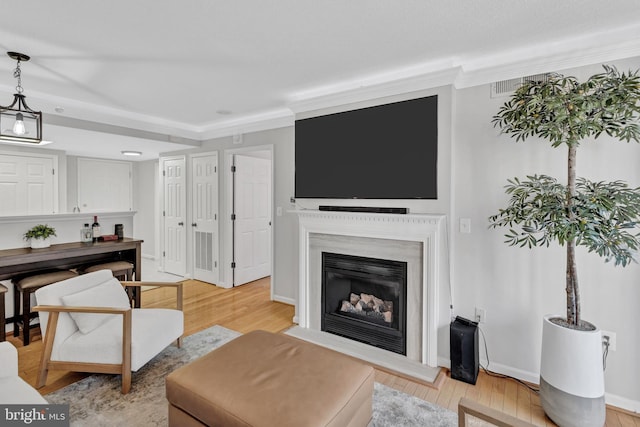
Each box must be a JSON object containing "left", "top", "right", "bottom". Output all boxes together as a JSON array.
[
  {"left": 92, "top": 215, "right": 101, "bottom": 242},
  {"left": 81, "top": 223, "right": 92, "bottom": 243}
]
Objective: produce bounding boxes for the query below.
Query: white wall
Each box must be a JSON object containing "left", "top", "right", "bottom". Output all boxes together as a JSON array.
[
  {"left": 133, "top": 160, "right": 157, "bottom": 258},
  {"left": 451, "top": 57, "right": 640, "bottom": 410}
]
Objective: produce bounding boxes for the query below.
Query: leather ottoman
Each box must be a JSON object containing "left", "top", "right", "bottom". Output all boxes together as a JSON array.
[{"left": 166, "top": 330, "right": 375, "bottom": 427}]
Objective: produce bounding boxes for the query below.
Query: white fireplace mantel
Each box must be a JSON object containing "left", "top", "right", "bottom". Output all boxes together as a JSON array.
[{"left": 293, "top": 209, "right": 446, "bottom": 368}]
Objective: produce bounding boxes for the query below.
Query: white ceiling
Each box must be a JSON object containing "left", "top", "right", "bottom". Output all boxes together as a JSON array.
[{"left": 1, "top": 0, "right": 640, "bottom": 160}]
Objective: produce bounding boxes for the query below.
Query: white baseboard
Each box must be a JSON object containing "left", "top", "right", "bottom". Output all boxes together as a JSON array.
[
  {"left": 272, "top": 295, "right": 295, "bottom": 306},
  {"left": 438, "top": 356, "right": 450, "bottom": 370},
  {"left": 605, "top": 392, "right": 640, "bottom": 414},
  {"left": 479, "top": 359, "right": 540, "bottom": 385},
  {"left": 142, "top": 254, "right": 155, "bottom": 260}
]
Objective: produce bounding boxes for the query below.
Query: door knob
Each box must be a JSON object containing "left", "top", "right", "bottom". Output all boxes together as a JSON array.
[
  {"left": 192, "top": 223, "right": 197, "bottom": 227},
  {"left": 178, "top": 222, "right": 184, "bottom": 226}
]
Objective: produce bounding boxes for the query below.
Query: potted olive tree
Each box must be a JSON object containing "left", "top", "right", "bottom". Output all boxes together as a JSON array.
[
  {"left": 490, "top": 65, "right": 640, "bottom": 427},
  {"left": 24, "top": 224, "right": 56, "bottom": 248}
]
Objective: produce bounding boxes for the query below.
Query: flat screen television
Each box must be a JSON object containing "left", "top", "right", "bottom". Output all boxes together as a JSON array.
[{"left": 295, "top": 95, "right": 437, "bottom": 199}]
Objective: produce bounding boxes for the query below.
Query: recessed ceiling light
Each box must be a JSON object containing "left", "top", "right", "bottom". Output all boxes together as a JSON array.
[
  {"left": 121, "top": 150, "right": 142, "bottom": 156},
  {"left": 54, "top": 106, "right": 65, "bottom": 113},
  {"left": 216, "top": 109, "right": 232, "bottom": 115}
]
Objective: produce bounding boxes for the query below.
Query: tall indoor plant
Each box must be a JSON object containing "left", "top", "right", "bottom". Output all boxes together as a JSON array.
[{"left": 489, "top": 65, "right": 640, "bottom": 427}]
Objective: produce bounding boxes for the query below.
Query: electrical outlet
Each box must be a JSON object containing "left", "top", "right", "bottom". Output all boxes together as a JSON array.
[
  {"left": 601, "top": 330, "right": 616, "bottom": 351},
  {"left": 459, "top": 218, "right": 471, "bottom": 234},
  {"left": 474, "top": 307, "right": 486, "bottom": 323}
]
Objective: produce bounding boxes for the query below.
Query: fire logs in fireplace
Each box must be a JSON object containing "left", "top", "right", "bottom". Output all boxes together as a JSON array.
[{"left": 339, "top": 292, "right": 393, "bottom": 324}]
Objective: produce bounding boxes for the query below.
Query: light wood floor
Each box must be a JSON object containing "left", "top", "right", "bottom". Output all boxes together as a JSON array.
[{"left": 9, "top": 278, "right": 639, "bottom": 426}]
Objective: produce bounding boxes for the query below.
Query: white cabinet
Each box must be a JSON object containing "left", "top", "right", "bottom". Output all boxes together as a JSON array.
[
  {"left": 77, "top": 158, "right": 132, "bottom": 212},
  {"left": 0, "top": 153, "right": 57, "bottom": 215}
]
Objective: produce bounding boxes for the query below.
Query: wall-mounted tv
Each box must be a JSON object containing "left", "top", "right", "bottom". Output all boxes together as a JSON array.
[{"left": 295, "top": 95, "right": 437, "bottom": 199}]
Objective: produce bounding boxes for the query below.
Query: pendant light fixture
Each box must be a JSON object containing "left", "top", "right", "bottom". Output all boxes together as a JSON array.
[{"left": 0, "top": 52, "right": 42, "bottom": 143}]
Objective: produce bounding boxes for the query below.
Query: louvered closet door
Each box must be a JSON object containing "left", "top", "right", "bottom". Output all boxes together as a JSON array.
[{"left": 191, "top": 154, "right": 219, "bottom": 284}]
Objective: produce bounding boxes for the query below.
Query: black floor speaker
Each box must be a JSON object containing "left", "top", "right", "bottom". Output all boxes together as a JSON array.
[{"left": 450, "top": 316, "right": 479, "bottom": 385}]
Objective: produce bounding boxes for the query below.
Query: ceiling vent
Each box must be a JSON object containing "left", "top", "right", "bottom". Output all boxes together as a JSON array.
[{"left": 490, "top": 73, "right": 552, "bottom": 98}]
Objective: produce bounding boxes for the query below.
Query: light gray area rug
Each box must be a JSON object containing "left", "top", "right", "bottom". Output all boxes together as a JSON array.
[{"left": 46, "top": 325, "right": 458, "bottom": 426}]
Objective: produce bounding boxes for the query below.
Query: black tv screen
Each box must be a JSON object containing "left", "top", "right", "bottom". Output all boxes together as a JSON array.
[{"left": 295, "top": 95, "right": 437, "bottom": 199}]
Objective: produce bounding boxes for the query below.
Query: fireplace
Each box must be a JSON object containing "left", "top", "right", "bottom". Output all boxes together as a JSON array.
[
  {"left": 292, "top": 209, "right": 447, "bottom": 377},
  {"left": 321, "top": 252, "right": 407, "bottom": 355}
]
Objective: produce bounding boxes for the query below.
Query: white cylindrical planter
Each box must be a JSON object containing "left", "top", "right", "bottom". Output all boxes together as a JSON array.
[
  {"left": 30, "top": 238, "right": 51, "bottom": 249},
  {"left": 540, "top": 314, "right": 605, "bottom": 427}
]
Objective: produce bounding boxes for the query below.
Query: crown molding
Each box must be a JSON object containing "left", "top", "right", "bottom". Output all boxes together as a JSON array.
[
  {"left": 456, "top": 32, "right": 640, "bottom": 88},
  {"left": 287, "top": 64, "right": 461, "bottom": 115},
  {"left": 287, "top": 25, "right": 640, "bottom": 116},
  {"left": 199, "top": 108, "right": 294, "bottom": 141}
]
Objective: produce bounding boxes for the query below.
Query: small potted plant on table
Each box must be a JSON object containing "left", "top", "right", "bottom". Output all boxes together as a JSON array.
[{"left": 24, "top": 224, "right": 56, "bottom": 249}]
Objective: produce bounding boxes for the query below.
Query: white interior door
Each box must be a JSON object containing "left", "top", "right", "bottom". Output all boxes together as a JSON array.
[
  {"left": 192, "top": 154, "right": 219, "bottom": 284},
  {"left": 233, "top": 154, "right": 271, "bottom": 286},
  {"left": 162, "top": 157, "right": 186, "bottom": 276}
]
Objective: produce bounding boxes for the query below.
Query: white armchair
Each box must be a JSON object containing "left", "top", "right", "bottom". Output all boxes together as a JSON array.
[
  {"left": 34, "top": 270, "right": 184, "bottom": 394},
  {"left": 0, "top": 341, "right": 48, "bottom": 403}
]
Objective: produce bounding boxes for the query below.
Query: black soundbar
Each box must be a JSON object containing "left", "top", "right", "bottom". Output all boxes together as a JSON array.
[{"left": 318, "top": 206, "right": 408, "bottom": 214}]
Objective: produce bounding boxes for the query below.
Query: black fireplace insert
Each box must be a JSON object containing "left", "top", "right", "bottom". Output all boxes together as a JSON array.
[{"left": 321, "top": 252, "right": 407, "bottom": 355}]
